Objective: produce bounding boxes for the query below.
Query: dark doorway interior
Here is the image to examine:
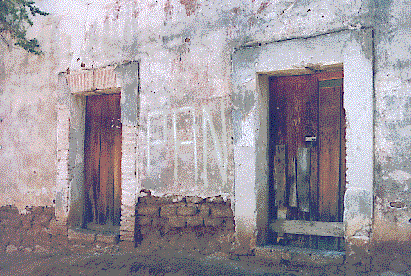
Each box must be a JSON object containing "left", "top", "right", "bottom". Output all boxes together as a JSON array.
[
  {"left": 84, "top": 93, "right": 122, "bottom": 230},
  {"left": 268, "top": 71, "right": 345, "bottom": 251}
]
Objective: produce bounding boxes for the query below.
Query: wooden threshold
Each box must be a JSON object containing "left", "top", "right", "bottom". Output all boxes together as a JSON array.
[{"left": 270, "top": 219, "right": 344, "bottom": 238}]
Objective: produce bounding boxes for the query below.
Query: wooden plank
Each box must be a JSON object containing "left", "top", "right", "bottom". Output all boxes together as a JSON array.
[
  {"left": 318, "top": 83, "right": 342, "bottom": 250},
  {"left": 286, "top": 77, "right": 299, "bottom": 208},
  {"left": 274, "top": 145, "right": 286, "bottom": 207},
  {"left": 309, "top": 146, "right": 319, "bottom": 249},
  {"left": 84, "top": 97, "right": 95, "bottom": 225},
  {"left": 86, "top": 95, "right": 103, "bottom": 224},
  {"left": 305, "top": 77, "right": 319, "bottom": 249},
  {"left": 273, "top": 78, "right": 287, "bottom": 146},
  {"left": 289, "top": 157, "right": 297, "bottom": 208},
  {"left": 268, "top": 77, "right": 278, "bottom": 244},
  {"left": 107, "top": 94, "right": 116, "bottom": 225},
  {"left": 315, "top": 71, "right": 344, "bottom": 81},
  {"left": 296, "top": 147, "right": 310, "bottom": 213},
  {"left": 270, "top": 220, "right": 344, "bottom": 237},
  {"left": 338, "top": 84, "right": 346, "bottom": 251},
  {"left": 299, "top": 75, "right": 319, "bottom": 249},
  {"left": 113, "top": 94, "right": 122, "bottom": 226},
  {"left": 318, "top": 86, "right": 341, "bottom": 222},
  {"left": 102, "top": 94, "right": 118, "bottom": 225},
  {"left": 98, "top": 95, "right": 109, "bottom": 224}
]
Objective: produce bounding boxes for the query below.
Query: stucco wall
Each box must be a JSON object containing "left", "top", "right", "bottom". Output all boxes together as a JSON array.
[
  {"left": 372, "top": 0, "right": 411, "bottom": 266},
  {"left": 2, "top": 0, "right": 411, "bottom": 264},
  {"left": 0, "top": 16, "right": 69, "bottom": 211},
  {"left": 0, "top": 0, "right": 374, "bottom": 205},
  {"left": 69, "top": 0, "right": 374, "bottom": 196}
]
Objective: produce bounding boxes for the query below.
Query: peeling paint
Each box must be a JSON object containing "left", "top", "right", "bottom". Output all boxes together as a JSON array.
[{"left": 2, "top": 0, "right": 411, "bottom": 267}]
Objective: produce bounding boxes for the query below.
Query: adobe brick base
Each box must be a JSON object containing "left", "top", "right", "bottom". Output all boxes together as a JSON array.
[
  {"left": 0, "top": 205, "right": 134, "bottom": 253},
  {"left": 0, "top": 205, "right": 67, "bottom": 253},
  {"left": 135, "top": 195, "right": 236, "bottom": 255},
  {"left": 0, "top": 196, "right": 236, "bottom": 256}
]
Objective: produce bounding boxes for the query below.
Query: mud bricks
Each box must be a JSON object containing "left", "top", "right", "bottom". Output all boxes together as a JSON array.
[
  {"left": 0, "top": 205, "right": 68, "bottom": 253},
  {"left": 135, "top": 195, "right": 235, "bottom": 254}
]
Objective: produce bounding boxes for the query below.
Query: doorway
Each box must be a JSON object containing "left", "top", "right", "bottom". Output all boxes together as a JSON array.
[
  {"left": 269, "top": 71, "right": 345, "bottom": 251},
  {"left": 83, "top": 93, "right": 122, "bottom": 230}
]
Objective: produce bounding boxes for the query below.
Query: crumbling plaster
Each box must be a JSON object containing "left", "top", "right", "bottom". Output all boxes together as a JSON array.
[
  {"left": 59, "top": 0, "right": 375, "bottom": 256},
  {"left": 2, "top": 0, "right": 411, "bottom": 261},
  {"left": 372, "top": 0, "right": 411, "bottom": 259}
]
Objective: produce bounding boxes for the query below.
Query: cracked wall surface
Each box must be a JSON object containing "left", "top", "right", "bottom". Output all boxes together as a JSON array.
[{"left": 1, "top": 0, "right": 411, "bottom": 266}]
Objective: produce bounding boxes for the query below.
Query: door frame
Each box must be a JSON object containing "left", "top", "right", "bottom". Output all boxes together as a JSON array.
[
  {"left": 231, "top": 29, "right": 374, "bottom": 259},
  {"left": 56, "top": 62, "right": 140, "bottom": 243}
]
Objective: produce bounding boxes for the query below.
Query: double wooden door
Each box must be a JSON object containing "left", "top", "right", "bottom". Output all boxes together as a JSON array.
[
  {"left": 84, "top": 93, "right": 122, "bottom": 228},
  {"left": 269, "top": 71, "right": 345, "bottom": 251}
]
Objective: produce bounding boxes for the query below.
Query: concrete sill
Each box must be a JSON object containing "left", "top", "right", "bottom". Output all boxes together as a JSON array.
[{"left": 254, "top": 245, "right": 345, "bottom": 266}]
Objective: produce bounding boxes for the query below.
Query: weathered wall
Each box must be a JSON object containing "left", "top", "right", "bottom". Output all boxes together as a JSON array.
[
  {"left": 2, "top": 0, "right": 411, "bottom": 267},
  {"left": 0, "top": 16, "right": 69, "bottom": 211},
  {"left": 372, "top": 0, "right": 411, "bottom": 269},
  {"left": 65, "top": 0, "right": 374, "bottom": 200}
]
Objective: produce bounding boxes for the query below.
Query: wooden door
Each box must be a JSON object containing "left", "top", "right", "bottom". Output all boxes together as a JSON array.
[
  {"left": 84, "top": 93, "right": 122, "bottom": 228},
  {"left": 269, "top": 71, "right": 345, "bottom": 251}
]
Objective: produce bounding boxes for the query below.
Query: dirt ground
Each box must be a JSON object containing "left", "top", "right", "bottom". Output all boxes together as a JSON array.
[{"left": 0, "top": 245, "right": 410, "bottom": 276}]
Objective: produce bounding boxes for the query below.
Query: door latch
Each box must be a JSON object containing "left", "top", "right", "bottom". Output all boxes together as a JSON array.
[{"left": 305, "top": 136, "right": 317, "bottom": 142}]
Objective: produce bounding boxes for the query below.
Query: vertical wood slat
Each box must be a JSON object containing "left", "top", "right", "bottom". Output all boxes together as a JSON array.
[
  {"left": 306, "top": 77, "right": 320, "bottom": 249},
  {"left": 286, "top": 77, "right": 298, "bottom": 211},
  {"left": 272, "top": 77, "right": 287, "bottom": 210},
  {"left": 99, "top": 93, "right": 122, "bottom": 226},
  {"left": 268, "top": 78, "right": 277, "bottom": 244},
  {"left": 296, "top": 76, "right": 318, "bottom": 247},
  {"left": 84, "top": 97, "right": 93, "bottom": 225},
  {"left": 309, "top": 147, "right": 319, "bottom": 249},
  {"left": 107, "top": 94, "right": 117, "bottom": 225},
  {"left": 289, "top": 157, "right": 297, "bottom": 208},
  {"left": 99, "top": 95, "right": 110, "bottom": 224},
  {"left": 338, "top": 83, "right": 346, "bottom": 251},
  {"left": 318, "top": 85, "right": 342, "bottom": 250},
  {"left": 85, "top": 96, "right": 103, "bottom": 224},
  {"left": 319, "top": 86, "right": 341, "bottom": 222},
  {"left": 274, "top": 145, "right": 287, "bottom": 208},
  {"left": 113, "top": 94, "right": 122, "bottom": 226},
  {"left": 94, "top": 96, "right": 103, "bottom": 224},
  {"left": 296, "top": 147, "right": 311, "bottom": 213}
]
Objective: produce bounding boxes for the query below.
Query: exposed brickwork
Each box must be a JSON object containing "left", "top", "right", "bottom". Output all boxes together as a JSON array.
[
  {"left": 119, "top": 124, "right": 138, "bottom": 242},
  {"left": 120, "top": 205, "right": 135, "bottom": 242},
  {"left": 65, "top": 66, "right": 118, "bottom": 94},
  {"left": 135, "top": 195, "right": 235, "bottom": 254}
]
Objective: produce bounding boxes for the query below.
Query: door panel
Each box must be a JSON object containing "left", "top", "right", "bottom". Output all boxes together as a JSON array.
[
  {"left": 84, "top": 93, "right": 122, "bottom": 227},
  {"left": 318, "top": 83, "right": 343, "bottom": 250},
  {"left": 84, "top": 96, "right": 102, "bottom": 224},
  {"left": 269, "top": 72, "right": 345, "bottom": 251},
  {"left": 319, "top": 85, "right": 341, "bottom": 222}
]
